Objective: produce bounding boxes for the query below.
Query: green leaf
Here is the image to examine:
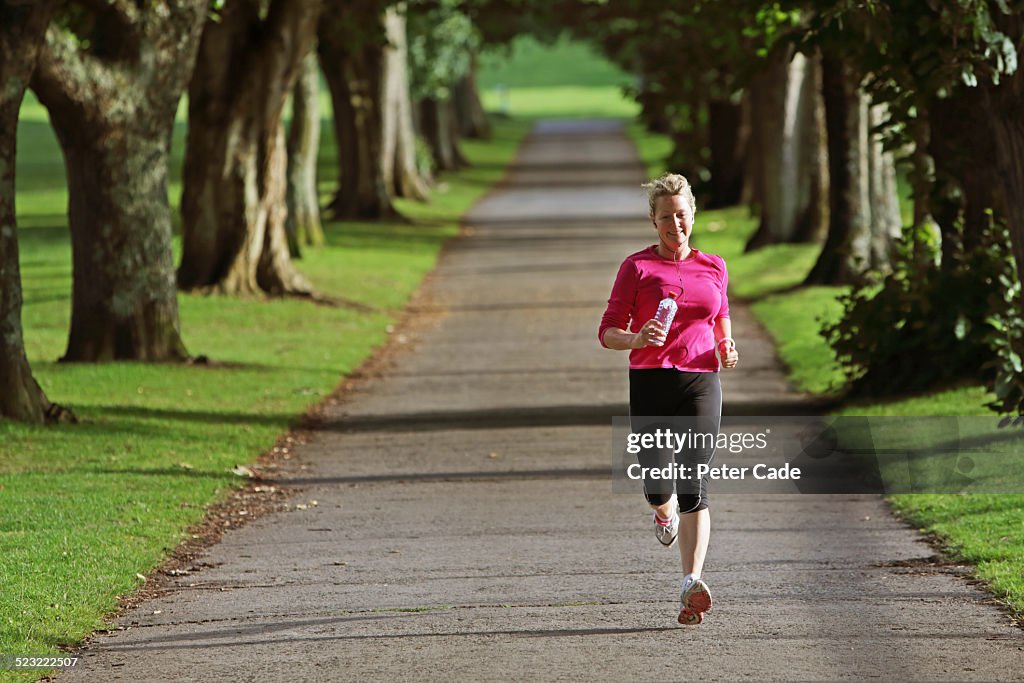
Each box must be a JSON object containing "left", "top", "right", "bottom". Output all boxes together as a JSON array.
[
  {"left": 1010, "top": 351, "right": 1023, "bottom": 374},
  {"left": 955, "top": 315, "right": 970, "bottom": 339}
]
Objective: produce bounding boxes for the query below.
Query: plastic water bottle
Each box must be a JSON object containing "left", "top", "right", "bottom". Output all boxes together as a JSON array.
[{"left": 653, "top": 292, "right": 678, "bottom": 345}]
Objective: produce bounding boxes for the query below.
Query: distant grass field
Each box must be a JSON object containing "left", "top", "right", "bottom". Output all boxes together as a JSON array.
[
  {"left": 625, "top": 123, "right": 1024, "bottom": 618},
  {"left": 477, "top": 34, "right": 639, "bottom": 119}
]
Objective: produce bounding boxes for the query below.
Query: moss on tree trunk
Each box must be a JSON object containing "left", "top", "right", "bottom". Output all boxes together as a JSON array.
[{"left": 30, "top": 0, "right": 207, "bottom": 362}]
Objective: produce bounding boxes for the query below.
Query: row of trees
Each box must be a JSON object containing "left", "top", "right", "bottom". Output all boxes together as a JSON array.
[
  {"left": 4, "top": 0, "right": 1023, "bottom": 422},
  {"left": 0, "top": 0, "right": 492, "bottom": 423},
  {"left": 564, "top": 0, "right": 1024, "bottom": 413}
]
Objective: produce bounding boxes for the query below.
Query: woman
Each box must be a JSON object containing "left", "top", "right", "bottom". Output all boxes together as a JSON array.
[{"left": 598, "top": 172, "right": 738, "bottom": 625}]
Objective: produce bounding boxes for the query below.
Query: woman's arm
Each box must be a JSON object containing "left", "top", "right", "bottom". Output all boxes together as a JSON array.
[
  {"left": 713, "top": 317, "right": 738, "bottom": 369},
  {"left": 602, "top": 321, "right": 665, "bottom": 351}
]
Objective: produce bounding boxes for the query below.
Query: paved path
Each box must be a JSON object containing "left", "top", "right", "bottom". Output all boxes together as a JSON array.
[{"left": 63, "top": 120, "right": 1023, "bottom": 682}]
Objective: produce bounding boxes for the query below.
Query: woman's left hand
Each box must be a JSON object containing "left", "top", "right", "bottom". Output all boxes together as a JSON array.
[{"left": 718, "top": 339, "right": 738, "bottom": 369}]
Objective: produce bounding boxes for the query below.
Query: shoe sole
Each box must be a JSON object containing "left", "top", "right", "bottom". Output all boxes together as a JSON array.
[
  {"left": 678, "top": 580, "right": 712, "bottom": 625},
  {"left": 677, "top": 607, "right": 702, "bottom": 625}
]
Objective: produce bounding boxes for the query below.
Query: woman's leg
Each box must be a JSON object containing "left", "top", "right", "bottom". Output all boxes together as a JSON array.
[
  {"left": 675, "top": 372, "right": 721, "bottom": 579},
  {"left": 678, "top": 507, "right": 710, "bottom": 577},
  {"left": 629, "top": 369, "right": 679, "bottom": 514}
]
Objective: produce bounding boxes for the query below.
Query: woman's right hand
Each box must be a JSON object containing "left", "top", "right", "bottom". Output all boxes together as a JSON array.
[{"left": 632, "top": 319, "right": 667, "bottom": 348}]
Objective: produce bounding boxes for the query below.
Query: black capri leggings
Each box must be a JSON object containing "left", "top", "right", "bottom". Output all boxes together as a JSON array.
[{"left": 629, "top": 369, "right": 722, "bottom": 514}]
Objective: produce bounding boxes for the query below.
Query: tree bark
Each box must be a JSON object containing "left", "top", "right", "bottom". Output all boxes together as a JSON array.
[
  {"left": 707, "top": 96, "right": 747, "bottom": 209},
  {"left": 987, "top": 112, "right": 1024, "bottom": 312},
  {"left": 983, "top": 12, "right": 1024, "bottom": 312},
  {"left": 929, "top": 88, "right": 1000, "bottom": 269},
  {"left": 907, "top": 116, "right": 935, "bottom": 231},
  {"left": 866, "top": 102, "right": 902, "bottom": 270},
  {"left": 453, "top": 54, "right": 491, "bottom": 140},
  {"left": 31, "top": 1, "right": 205, "bottom": 361},
  {"left": 380, "top": 5, "right": 430, "bottom": 200},
  {"left": 286, "top": 50, "right": 325, "bottom": 256},
  {"left": 805, "top": 58, "right": 899, "bottom": 284},
  {"left": 741, "top": 85, "right": 763, "bottom": 211},
  {"left": 179, "top": 0, "right": 323, "bottom": 296},
  {"left": 0, "top": 0, "right": 67, "bottom": 422},
  {"left": 318, "top": 3, "right": 400, "bottom": 220},
  {"left": 746, "top": 49, "right": 827, "bottom": 250},
  {"left": 419, "top": 96, "right": 469, "bottom": 172},
  {"left": 806, "top": 54, "right": 868, "bottom": 284}
]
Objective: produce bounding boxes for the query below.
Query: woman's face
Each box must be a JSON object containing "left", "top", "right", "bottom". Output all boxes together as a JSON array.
[{"left": 651, "top": 194, "right": 693, "bottom": 251}]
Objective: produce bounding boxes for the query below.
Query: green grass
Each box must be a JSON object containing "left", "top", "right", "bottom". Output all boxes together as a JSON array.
[
  {"left": 628, "top": 121, "right": 673, "bottom": 179},
  {"left": 2, "top": 34, "right": 643, "bottom": 681},
  {"left": 478, "top": 33, "right": 638, "bottom": 119},
  {"left": 2, "top": 101, "right": 531, "bottom": 681},
  {"left": 479, "top": 85, "right": 639, "bottom": 119},
  {"left": 478, "top": 33, "right": 633, "bottom": 89},
  {"left": 751, "top": 288, "right": 847, "bottom": 395},
  {"left": 888, "top": 494, "right": 1024, "bottom": 615},
  {"left": 625, "top": 120, "right": 1024, "bottom": 619}
]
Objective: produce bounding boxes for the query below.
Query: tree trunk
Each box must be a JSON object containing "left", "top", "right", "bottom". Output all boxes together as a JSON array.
[
  {"left": 988, "top": 115, "right": 1024, "bottom": 312},
  {"left": 31, "top": 2, "right": 205, "bottom": 361},
  {"left": 286, "top": 49, "right": 325, "bottom": 257},
  {"left": 930, "top": 88, "right": 1001, "bottom": 269},
  {"left": 806, "top": 55, "right": 869, "bottom": 285},
  {"left": 0, "top": 0, "right": 67, "bottom": 423},
  {"left": 746, "top": 49, "right": 827, "bottom": 250},
  {"left": 741, "top": 86, "right": 763, "bottom": 211},
  {"left": 318, "top": 4, "right": 400, "bottom": 220},
  {"left": 179, "top": 0, "right": 323, "bottom": 296},
  {"left": 419, "top": 96, "right": 468, "bottom": 172},
  {"left": 453, "top": 54, "right": 491, "bottom": 140},
  {"left": 985, "top": 105, "right": 1024, "bottom": 312},
  {"left": 983, "top": 12, "right": 1024, "bottom": 312},
  {"left": 707, "top": 97, "right": 747, "bottom": 209},
  {"left": 866, "top": 101, "right": 902, "bottom": 271},
  {"left": 908, "top": 116, "right": 935, "bottom": 231},
  {"left": 798, "top": 56, "right": 829, "bottom": 245},
  {"left": 806, "top": 58, "right": 900, "bottom": 284},
  {"left": 380, "top": 5, "right": 429, "bottom": 201}
]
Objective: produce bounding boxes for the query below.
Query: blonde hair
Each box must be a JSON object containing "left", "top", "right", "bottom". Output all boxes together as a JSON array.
[{"left": 642, "top": 173, "right": 696, "bottom": 218}]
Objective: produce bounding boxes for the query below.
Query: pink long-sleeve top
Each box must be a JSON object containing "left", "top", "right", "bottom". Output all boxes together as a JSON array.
[{"left": 599, "top": 246, "right": 730, "bottom": 371}]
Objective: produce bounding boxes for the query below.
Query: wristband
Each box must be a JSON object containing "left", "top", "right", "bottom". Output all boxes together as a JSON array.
[{"left": 717, "top": 337, "right": 735, "bottom": 349}]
